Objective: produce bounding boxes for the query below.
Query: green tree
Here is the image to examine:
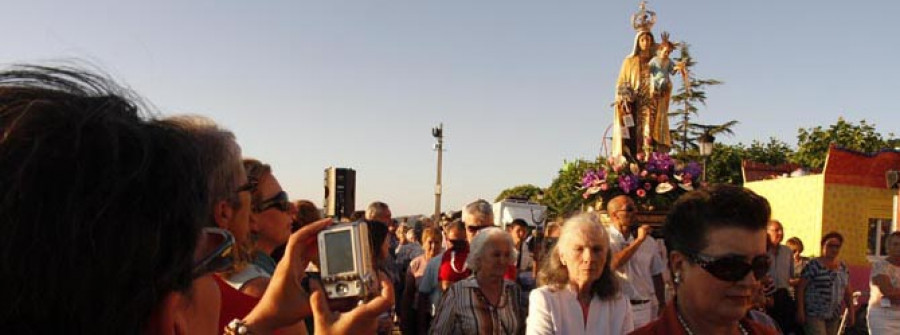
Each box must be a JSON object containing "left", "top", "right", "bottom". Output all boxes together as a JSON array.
[
  {"left": 745, "top": 138, "right": 792, "bottom": 166},
  {"left": 669, "top": 43, "right": 725, "bottom": 153},
  {"left": 705, "top": 138, "right": 794, "bottom": 185},
  {"left": 494, "top": 184, "right": 543, "bottom": 202},
  {"left": 705, "top": 143, "right": 745, "bottom": 184},
  {"left": 542, "top": 159, "right": 599, "bottom": 220},
  {"left": 792, "top": 118, "right": 890, "bottom": 169}
]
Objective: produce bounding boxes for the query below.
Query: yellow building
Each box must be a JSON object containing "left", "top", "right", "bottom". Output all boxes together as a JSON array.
[{"left": 744, "top": 146, "right": 899, "bottom": 291}]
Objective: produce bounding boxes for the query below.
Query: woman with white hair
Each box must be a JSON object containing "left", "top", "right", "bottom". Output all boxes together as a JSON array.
[
  {"left": 430, "top": 227, "right": 525, "bottom": 335},
  {"left": 526, "top": 213, "right": 633, "bottom": 335}
]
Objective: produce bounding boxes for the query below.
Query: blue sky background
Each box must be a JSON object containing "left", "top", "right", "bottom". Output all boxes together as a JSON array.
[{"left": 3, "top": 1, "right": 897, "bottom": 215}]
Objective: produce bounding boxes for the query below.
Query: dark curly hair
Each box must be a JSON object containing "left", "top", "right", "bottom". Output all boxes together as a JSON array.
[
  {"left": 0, "top": 65, "right": 208, "bottom": 332},
  {"left": 664, "top": 184, "right": 771, "bottom": 255}
]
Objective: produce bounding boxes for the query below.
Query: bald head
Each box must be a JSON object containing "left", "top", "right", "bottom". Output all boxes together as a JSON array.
[{"left": 607, "top": 195, "right": 636, "bottom": 229}]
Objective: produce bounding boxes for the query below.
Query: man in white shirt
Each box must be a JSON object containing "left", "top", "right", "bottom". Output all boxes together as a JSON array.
[{"left": 606, "top": 195, "right": 666, "bottom": 329}]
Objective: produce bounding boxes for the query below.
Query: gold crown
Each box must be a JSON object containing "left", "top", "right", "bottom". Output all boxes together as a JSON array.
[{"left": 631, "top": 1, "right": 656, "bottom": 33}]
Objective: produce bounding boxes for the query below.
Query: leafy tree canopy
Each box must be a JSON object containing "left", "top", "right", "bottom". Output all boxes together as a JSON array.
[
  {"left": 541, "top": 159, "right": 599, "bottom": 220},
  {"left": 792, "top": 118, "right": 894, "bottom": 170},
  {"left": 494, "top": 184, "right": 543, "bottom": 203}
]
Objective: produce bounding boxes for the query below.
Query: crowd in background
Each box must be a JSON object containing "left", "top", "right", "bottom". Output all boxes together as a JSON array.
[{"left": 2, "top": 65, "right": 899, "bottom": 335}]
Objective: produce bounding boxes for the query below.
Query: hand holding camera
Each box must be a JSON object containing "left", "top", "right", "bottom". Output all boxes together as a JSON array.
[
  {"left": 310, "top": 270, "right": 394, "bottom": 335},
  {"left": 243, "top": 217, "right": 333, "bottom": 333}
]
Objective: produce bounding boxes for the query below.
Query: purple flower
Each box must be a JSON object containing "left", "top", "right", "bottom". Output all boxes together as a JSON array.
[
  {"left": 581, "top": 169, "right": 607, "bottom": 188},
  {"left": 683, "top": 162, "right": 702, "bottom": 181},
  {"left": 646, "top": 152, "right": 675, "bottom": 174},
  {"left": 618, "top": 174, "right": 639, "bottom": 194},
  {"left": 581, "top": 170, "right": 598, "bottom": 188}
]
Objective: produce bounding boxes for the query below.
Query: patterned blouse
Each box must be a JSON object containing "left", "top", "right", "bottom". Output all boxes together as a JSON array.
[
  {"left": 430, "top": 277, "right": 524, "bottom": 335},
  {"left": 801, "top": 258, "right": 849, "bottom": 319}
]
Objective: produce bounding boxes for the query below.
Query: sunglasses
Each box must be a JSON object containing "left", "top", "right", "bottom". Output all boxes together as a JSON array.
[
  {"left": 466, "top": 225, "right": 489, "bottom": 233},
  {"left": 686, "top": 252, "right": 770, "bottom": 282},
  {"left": 192, "top": 227, "right": 235, "bottom": 278},
  {"left": 254, "top": 191, "right": 291, "bottom": 213}
]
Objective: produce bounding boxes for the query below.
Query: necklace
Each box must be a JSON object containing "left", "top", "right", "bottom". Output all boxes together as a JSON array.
[
  {"left": 450, "top": 251, "right": 467, "bottom": 273},
  {"left": 675, "top": 308, "right": 748, "bottom": 335}
]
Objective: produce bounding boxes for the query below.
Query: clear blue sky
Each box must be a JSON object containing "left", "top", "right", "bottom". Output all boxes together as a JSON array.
[{"left": 3, "top": 1, "right": 897, "bottom": 216}]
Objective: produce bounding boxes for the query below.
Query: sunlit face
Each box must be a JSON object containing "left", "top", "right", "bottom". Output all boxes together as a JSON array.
[
  {"left": 250, "top": 174, "right": 292, "bottom": 250},
  {"left": 638, "top": 33, "right": 652, "bottom": 52},
  {"left": 465, "top": 215, "right": 493, "bottom": 243},
  {"left": 510, "top": 225, "right": 528, "bottom": 246},
  {"left": 788, "top": 244, "right": 802, "bottom": 260},
  {"left": 659, "top": 45, "right": 672, "bottom": 58},
  {"left": 766, "top": 221, "right": 784, "bottom": 245},
  {"left": 559, "top": 225, "right": 607, "bottom": 288},
  {"left": 821, "top": 237, "right": 842, "bottom": 259},
  {"left": 396, "top": 226, "right": 408, "bottom": 243},
  {"left": 423, "top": 234, "right": 441, "bottom": 259},
  {"left": 675, "top": 227, "right": 766, "bottom": 324},
  {"left": 610, "top": 197, "right": 636, "bottom": 229},
  {"left": 478, "top": 236, "right": 513, "bottom": 280}
]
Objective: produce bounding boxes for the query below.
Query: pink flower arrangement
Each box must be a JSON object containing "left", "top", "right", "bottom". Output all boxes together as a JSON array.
[{"left": 579, "top": 154, "right": 702, "bottom": 210}]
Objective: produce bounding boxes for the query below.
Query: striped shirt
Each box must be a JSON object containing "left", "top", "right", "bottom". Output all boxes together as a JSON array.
[
  {"left": 430, "top": 277, "right": 524, "bottom": 335},
  {"left": 801, "top": 258, "right": 849, "bottom": 319}
]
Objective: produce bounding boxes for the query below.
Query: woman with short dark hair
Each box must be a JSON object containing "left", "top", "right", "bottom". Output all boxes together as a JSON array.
[{"left": 632, "top": 184, "right": 777, "bottom": 335}]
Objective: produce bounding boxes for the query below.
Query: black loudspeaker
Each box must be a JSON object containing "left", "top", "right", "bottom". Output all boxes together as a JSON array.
[
  {"left": 324, "top": 167, "right": 356, "bottom": 218},
  {"left": 887, "top": 170, "right": 899, "bottom": 189}
]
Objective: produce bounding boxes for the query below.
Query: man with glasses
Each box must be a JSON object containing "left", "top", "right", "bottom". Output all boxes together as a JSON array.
[
  {"left": 606, "top": 195, "right": 666, "bottom": 329},
  {"left": 159, "top": 116, "right": 285, "bottom": 330},
  {"left": 244, "top": 159, "right": 294, "bottom": 275}
]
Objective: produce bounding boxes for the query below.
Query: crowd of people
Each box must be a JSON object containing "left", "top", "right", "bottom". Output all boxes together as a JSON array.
[{"left": 1, "top": 65, "right": 898, "bottom": 335}]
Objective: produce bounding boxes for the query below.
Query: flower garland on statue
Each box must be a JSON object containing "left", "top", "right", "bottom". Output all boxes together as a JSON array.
[{"left": 580, "top": 152, "right": 703, "bottom": 211}]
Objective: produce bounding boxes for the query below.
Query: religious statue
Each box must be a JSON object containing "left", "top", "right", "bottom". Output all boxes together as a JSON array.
[{"left": 611, "top": 2, "right": 685, "bottom": 159}]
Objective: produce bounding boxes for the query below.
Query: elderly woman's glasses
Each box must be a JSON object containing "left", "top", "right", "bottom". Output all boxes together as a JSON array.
[
  {"left": 254, "top": 191, "right": 291, "bottom": 213},
  {"left": 687, "top": 252, "right": 770, "bottom": 282},
  {"left": 192, "top": 227, "right": 235, "bottom": 278}
]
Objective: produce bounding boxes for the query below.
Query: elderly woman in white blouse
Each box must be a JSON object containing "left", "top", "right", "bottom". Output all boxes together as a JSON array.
[{"left": 526, "top": 213, "right": 633, "bottom": 335}]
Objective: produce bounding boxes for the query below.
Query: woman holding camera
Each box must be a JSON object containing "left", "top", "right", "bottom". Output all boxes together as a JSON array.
[
  {"left": 430, "top": 227, "right": 525, "bottom": 335},
  {"left": 631, "top": 185, "right": 777, "bottom": 335},
  {"left": 526, "top": 213, "right": 633, "bottom": 335}
]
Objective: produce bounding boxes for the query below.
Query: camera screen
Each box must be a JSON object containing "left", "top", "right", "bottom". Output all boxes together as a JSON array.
[{"left": 324, "top": 230, "right": 354, "bottom": 274}]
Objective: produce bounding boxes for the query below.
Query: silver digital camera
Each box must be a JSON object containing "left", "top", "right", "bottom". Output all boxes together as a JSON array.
[{"left": 317, "top": 221, "right": 377, "bottom": 300}]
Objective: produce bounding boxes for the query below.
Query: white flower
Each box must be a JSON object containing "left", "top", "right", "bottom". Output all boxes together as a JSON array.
[{"left": 656, "top": 182, "right": 674, "bottom": 194}]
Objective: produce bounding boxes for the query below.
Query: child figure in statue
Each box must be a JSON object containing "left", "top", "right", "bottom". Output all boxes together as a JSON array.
[
  {"left": 649, "top": 32, "right": 676, "bottom": 98},
  {"left": 645, "top": 32, "right": 683, "bottom": 154}
]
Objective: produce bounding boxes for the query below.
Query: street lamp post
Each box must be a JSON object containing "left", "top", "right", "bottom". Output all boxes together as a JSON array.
[
  {"left": 698, "top": 131, "right": 715, "bottom": 182},
  {"left": 432, "top": 124, "right": 444, "bottom": 223}
]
